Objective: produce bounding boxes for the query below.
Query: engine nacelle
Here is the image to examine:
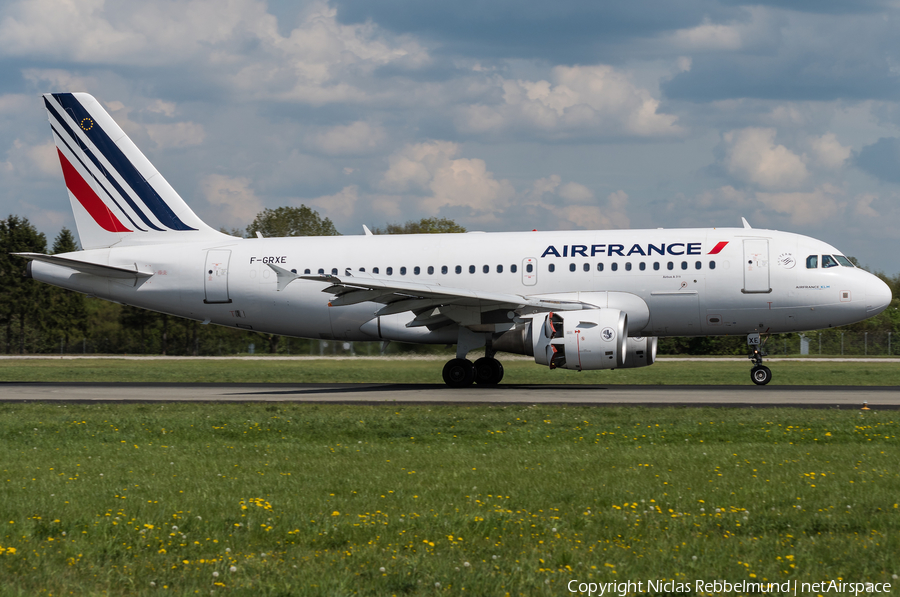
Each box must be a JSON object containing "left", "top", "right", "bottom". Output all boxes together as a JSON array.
[
  {"left": 530, "top": 309, "right": 627, "bottom": 371},
  {"left": 622, "top": 336, "right": 657, "bottom": 368}
]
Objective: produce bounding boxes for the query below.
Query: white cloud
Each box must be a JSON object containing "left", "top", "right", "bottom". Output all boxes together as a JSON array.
[
  {"left": 558, "top": 190, "right": 630, "bottom": 230},
  {"left": 809, "top": 133, "right": 851, "bottom": 170},
  {"left": 722, "top": 127, "right": 808, "bottom": 190},
  {"left": 4, "top": 1, "right": 429, "bottom": 105},
  {"left": 854, "top": 193, "right": 878, "bottom": 218},
  {"left": 145, "top": 122, "right": 206, "bottom": 149},
  {"left": 312, "top": 121, "right": 385, "bottom": 155},
  {"left": 755, "top": 185, "right": 843, "bottom": 225},
  {"left": 200, "top": 173, "right": 263, "bottom": 228},
  {"left": 307, "top": 185, "right": 359, "bottom": 222},
  {"left": 380, "top": 141, "right": 515, "bottom": 219},
  {"left": 458, "top": 65, "right": 681, "bottom": 139}
]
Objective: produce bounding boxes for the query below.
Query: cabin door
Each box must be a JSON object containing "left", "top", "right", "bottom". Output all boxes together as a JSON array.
[
  {"left": 742, "top": 239, "right": 771, "bottom": 294},
  {"left": 204, "top": 249, "right": 232, "bottom": 304}
]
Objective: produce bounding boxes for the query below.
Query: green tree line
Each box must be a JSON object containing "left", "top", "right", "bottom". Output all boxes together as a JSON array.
[{"left": 2, "top": 209, "right": 898, "bottom": 356}]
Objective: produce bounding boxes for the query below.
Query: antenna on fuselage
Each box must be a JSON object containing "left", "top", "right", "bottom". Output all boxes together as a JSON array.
[
  {"left": 741, "top": 217, "right": 752, "bottom": 229},
  {"left": 363, "top": 225, "right": 373, "bottom": 236}
]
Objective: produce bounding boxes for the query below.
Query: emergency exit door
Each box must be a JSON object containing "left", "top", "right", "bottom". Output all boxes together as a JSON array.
[
  {"left": 742, "top": 239, "right": 771, "bottom": 293},
  {"left": 204, "top": 249, "right": 232, "bottom": 304},
  {"left": 522, "top": 257, "right": 537, "bottom": 286}
]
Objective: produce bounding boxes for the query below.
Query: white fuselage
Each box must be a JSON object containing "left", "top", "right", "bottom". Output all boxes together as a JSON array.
[{"left": 29, "top": 227, "right": 890, "bottom": 343}]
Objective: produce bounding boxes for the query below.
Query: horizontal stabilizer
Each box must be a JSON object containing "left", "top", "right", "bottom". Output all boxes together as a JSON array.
[{"left": 14, "top": 252, "right": 154, "bottom": 279}]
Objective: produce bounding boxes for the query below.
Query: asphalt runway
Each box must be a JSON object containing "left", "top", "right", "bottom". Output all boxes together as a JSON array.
[{"left": 0, "top": 382, "right": 897, "bottom": 408}]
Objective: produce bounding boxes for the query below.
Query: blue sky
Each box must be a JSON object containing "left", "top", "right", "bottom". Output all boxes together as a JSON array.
[{"left": 1, "top": 0, "right": 900, "bottom": 271}]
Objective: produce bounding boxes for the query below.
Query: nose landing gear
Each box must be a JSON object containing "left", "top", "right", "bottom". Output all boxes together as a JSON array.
[{"left": 747, "top": 332, "right": 771, "bottom": 385}]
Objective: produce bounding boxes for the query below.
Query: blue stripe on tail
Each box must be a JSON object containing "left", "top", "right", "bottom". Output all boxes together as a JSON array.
[{"left": 52, "top": 93, "right": 196, "bottom": 232}]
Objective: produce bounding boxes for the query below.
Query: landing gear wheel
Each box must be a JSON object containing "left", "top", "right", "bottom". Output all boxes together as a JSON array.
[
  {"left": 750, "top": 365, "right": 772, "bottom": 386},
  {"left": 442, "top": 358, "right": 475, "bottom": 387},
  {"left": 473, "top": 357, "right": 504, "bottom": 385}
]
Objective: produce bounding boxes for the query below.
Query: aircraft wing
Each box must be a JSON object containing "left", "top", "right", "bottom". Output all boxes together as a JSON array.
[{"left": 267, "top": 264, "right": 583, "bottom": 328}]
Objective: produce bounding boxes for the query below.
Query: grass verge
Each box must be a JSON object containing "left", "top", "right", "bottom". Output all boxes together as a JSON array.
[
  {"left": 1, "top": 402, "right": 898, "bottom": 596},
  {"left": 1, "top": 358, "right": 900, "bottom": 385}
]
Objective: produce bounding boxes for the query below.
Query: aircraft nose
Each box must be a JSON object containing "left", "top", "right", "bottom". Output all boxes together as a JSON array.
[{"left": 866, "top": 275, "right": 893, "bottom": 315}]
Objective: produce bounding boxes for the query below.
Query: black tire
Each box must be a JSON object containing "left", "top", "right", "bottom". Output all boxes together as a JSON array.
[
  {"left": 750, "top": 365, "right": 772, "bottom": 386},
  {"left": 442, "top": 358, "right": 475, "bottom": 387},
  {"left": 474, "top": 357, "right": 504, "bottom": 385}
]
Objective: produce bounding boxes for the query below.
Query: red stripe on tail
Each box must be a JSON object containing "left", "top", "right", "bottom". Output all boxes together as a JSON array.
[
  {"left": 708, "top": 241, "right": 729, "bottom": 255},
  {"left": 57, "top": 149, "right": 131, "bottom": 233}
]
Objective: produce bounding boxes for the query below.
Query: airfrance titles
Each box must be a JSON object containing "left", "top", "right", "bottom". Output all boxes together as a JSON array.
[{"left": 542, "top": 243, "right": 704, "bottom": 259}]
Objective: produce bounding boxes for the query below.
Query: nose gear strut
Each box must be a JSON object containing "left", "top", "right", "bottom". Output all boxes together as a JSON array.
[{"left": 747, "top": 331, "right": 772, "bottom": 385}]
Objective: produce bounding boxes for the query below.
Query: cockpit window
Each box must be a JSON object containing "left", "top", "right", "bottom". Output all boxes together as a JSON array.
[
  {"left": 834, "top": 255, "right": 854, "bottom": 267},
  {"left": 806, "top": 255, "right": 818, "bottom": 269},
  {"left": 821, "top": 255, "right": 839, "bottom": 268}
]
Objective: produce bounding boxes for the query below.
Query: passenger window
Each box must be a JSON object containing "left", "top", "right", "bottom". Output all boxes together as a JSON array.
[
  {"left": 455, "top": 265, "right": 462, "bottom": 274},
  {"left": 569, "top": 263, "right": 575, "bottom": 272},
  {"left": 625, "top": 262, "right": 632, "bottom": 271},
  {"left": 834, "top": 255, "right": 854, "bottom": 267},
  {"left": 639, "top": 262, "right": 646, "bottom": 271},
  {"left": 526, "top": 263, "right": 533, "bottom": 273},
  {"left": 318, "top": 268, "right": 325, "bottom": 274},
  {"left": 667, "top": 262, "right": 674, "bottom": 270},
  {"left": 483, "top": 265, "right": 489, "bottom": 274},
  {"left": 304, "top": 268, "right": 311, "bottom": 274},
  {"left": 806, "top": 255, "right": 818, "bottom": 269},
  {"left": 653, "top": 262, "right": 660, "bottom": 271},
  {"left": 469, "top": 265, "right": 476, "bottom": 274},
  {"left": 611, "top": 263, "right": 618, "bottom": 272},
  {"left": 709, "top": 261, "right": 716, "bottom": 270},
  {"left": 427, "top": 266, "right": 434, "bottom": 275},
  {"left": 583, "top": 263, "right": 590, "bottom": 272},
  {"left": 497, "top": 264, "right": 503, "bottom": 273},
  {"left": 414, "top": 266, "right": 421, "bottom": 275},
  {"left": 359, "top": 267, "right": 365, "bottom": 272},
  {"left": 549, "top": 264, "right": 556, "bottom": 273},
  {"left": 511, "top": 264, "right": 518, "bottom": 273},
  {"left": 373, "top": 267, "right": 379, "bottom": 274},
  {"left": 681, "top": 261, "right": 688, "bottom": 270},
  {"left": 400, "top": 266, "right": 407, "bottom": 275},
  {"left": 597, "top": 263, "right": 604, "bottom": 272},
  {"left": 822, "top": 255, "right": 839, "bottom": 268},
  {"left": 695, "top": 261, "right": 701, "bottom": 270},
  {"left": 386, "top": 267, "right": 393, "bottom": 275},
  {"left": 441, "top": 265, "right": 448, "bottom": 274},
  {"left": 332, "top": 268, "right": 338, "bottom": 275}
]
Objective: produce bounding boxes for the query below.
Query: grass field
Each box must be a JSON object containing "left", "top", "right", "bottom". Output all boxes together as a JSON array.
[
  {"left": 1, "top": 402, "right": 898, "bottom": 596},
  {"left": 2, "top": 357, "right": 900, "bottom": 385}
]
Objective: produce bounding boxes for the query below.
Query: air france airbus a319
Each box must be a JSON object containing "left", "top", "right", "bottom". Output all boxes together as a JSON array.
[{"left": 15, "top": 93, "right": 893, "bottom": 386}]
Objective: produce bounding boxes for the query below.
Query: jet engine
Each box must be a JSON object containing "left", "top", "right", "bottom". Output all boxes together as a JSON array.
[
  {"left": 622, "top": 336, "right": 657, "bottom": 368},
  {"left": 493, "top": 309, "right": 627, "bottom": 371}
]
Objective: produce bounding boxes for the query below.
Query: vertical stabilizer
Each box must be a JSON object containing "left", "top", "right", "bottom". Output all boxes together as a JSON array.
[{"left": 43, "top": 92, "right": 227, "bottom": 249}]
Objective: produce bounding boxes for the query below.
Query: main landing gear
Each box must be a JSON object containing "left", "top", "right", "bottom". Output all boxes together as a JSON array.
[
  {"left": 442, "top": 356, "right": 504, "bottom": 387},
  {"left": 747, "top": 332, "right": 772, "bottom": 386}
]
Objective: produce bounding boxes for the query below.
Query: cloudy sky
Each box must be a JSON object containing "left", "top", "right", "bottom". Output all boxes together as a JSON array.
[{"left": 2, "top": 0, "right": 900, "bottom": 271}]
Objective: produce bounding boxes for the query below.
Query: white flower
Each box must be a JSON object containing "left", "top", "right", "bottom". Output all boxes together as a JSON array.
[
  {"left": 692, "top": 556, "right": 697, "bottom": 561},
  {"left": 463, "top": 562, "right": 470, "bottom": 567},
  {"left": 150, "top": 581, "right": 156, "bottom": 587},
  {"left": 492, "top": 555, "right": 498, "bottom": 560},
  {"left": 435, "top": 582, "right": 441, "bottom": 588},
  {"left": 700, "top": 508, "right": 705, "bottom": 512},
  {"left": 172, "top": 525, "right": 178, "bottom": 531},
  {"left": 552, "top": 527, "right": 557, "bottom": 533},
  {"left": 229, "top": 566, "right": 237, "bottom": 573},
  {"left": 379, "top": 567, "right": 385, "bottom": 572},
  {"left": 212, "top": 571, "right": 219, "bottom": 578},
  {"left": 225, "top": 548, "right": 231, "bottom": 553}
]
